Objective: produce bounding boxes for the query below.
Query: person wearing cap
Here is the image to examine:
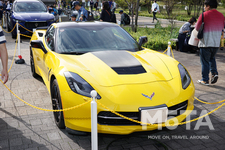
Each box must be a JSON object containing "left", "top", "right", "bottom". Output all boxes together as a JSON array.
[
  {"left": 151, "top": 0, "right": 160, "bottom": 23},
  {"left": 71, "top": 13, "right": 77, "bottom": 21},
  {"left": 119, "top": 10, "right": 130, "bottom": 25},
  {"left": 196, "top": 0, "right": 225, "bottom": 86},
  {"left": 73, "top": 1, "right": 88, "bottom": 21}
]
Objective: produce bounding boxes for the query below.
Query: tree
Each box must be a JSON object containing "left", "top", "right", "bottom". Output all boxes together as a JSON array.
[
  {"left": 221, "top": 0, "right": 225, "bottom": 8},
  {"left": 184, "top": 0, "right": 203, "bottom": 17},
  {"left": 162, "top": 0, "right": 179, "bottom": 16}
]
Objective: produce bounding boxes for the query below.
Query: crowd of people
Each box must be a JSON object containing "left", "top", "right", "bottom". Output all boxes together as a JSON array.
[{"left": 45, "top": 0, "right": 131, "bottom": 25}]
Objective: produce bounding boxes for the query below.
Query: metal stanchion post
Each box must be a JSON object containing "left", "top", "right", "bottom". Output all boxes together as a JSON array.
[
  {"left": 59, "top": 15, "right": 62, "bottom": 22},
  {"left": 2, "top": 13, "right": 6, "bottom": 29},
  {"left": 15, "top": 20, "right": 25, "bottom": 64},
  {"left": 167, "top": 42, "right": 171, "bottom": 57},
  {"left": 90, "top": 90, "right": 98, "bottom": 150}
]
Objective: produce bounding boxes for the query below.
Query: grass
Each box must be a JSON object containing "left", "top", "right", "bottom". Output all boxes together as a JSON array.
[{"left": 123, "top": 23, "right": 180, "bottom": 51}]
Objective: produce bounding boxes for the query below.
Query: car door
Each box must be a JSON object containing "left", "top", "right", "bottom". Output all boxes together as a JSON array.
[
  {"left": 35, "top": 25, "right": 55, "bottom": 83},
  {"left": 42, "top": 26, "right": 56, "bottom": 83}
]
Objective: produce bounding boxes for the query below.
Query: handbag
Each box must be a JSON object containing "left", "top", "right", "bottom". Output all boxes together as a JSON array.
[
  {"left": 197, "top": 12, "right": 204, "bottom": 39},
  {"left": 189, "top": 29, "right": 199, "bottom": 46}
]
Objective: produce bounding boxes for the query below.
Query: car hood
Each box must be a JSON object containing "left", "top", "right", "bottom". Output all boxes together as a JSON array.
[
  {"left": 14, "top": 12, "right": 54, "bottom": 21},
  {"left": 59, "top": 50, "right": 175, "bottom": 87}
]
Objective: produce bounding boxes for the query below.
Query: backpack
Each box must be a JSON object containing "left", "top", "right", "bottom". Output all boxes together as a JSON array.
[
  {"left": 86, "top": 11, "right": 95, "bottom": 21},
  {"left": 154, "top": 6, "right": 157, "bottom": 11},
  {"left": 123, "top": 13, "right": 130, "bottom": 25}
]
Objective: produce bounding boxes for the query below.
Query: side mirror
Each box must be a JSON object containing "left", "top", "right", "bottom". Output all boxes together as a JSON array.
[
  {"left": 30, "top": 40, "right": 48, "bottom": 54},
  {"left": 138, "top": 36, "right": 148, "bottom": 47}
]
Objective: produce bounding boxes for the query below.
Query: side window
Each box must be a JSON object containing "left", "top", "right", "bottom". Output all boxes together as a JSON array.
[{"left": 45, "top": 26, "right": 55, "bottom": 51}]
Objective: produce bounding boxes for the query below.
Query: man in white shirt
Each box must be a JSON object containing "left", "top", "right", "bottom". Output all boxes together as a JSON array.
[
  {"left": 151, "top": 0, "right": 160, "bottom": 23},
  {"left": 111, "top": 0, "right": 117, "bottom": 14}
]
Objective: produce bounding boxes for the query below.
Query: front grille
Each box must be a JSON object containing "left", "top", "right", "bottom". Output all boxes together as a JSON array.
[
  {"left": 98, "top": 100, "right": 188, "bottom": 126},
  {"left": 98, "top": 111, "right": 139, "bottom": 125},
  {"left": 25, "top": 22, "right": 47, "bottom": 28},
  {"left": 168, "top": 100, "right": 188, "bottom": 117}
]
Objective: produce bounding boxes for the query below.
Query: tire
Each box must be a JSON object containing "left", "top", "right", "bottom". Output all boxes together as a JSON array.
[
  {"left": 11, "top": 31, "right": 17, "bottom": 39},
  {"left": 7, "top": 22, "right": 10, "bottom": 32},
  {"left": 30, "top": 49, "right": 38, "bottom": 78},
  {"left": 51, "top": 79, "right": 65, "bottom": 129}
]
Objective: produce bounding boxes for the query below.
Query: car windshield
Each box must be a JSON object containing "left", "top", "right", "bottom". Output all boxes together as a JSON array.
[
  {"left": 56, "top": 25, "right": 140, "bottom": 54},
  {"left": 14, "top": 2, "right": 47, "bottom": 13}
]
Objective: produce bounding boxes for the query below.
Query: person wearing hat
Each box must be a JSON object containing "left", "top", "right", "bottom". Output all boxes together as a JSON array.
[
  {"left": 119, "top": 10, "right": 130, "bottom": 25},
  {"left": 73, "top": 1, "right": 88, "bottom": 21},
  {"left": 71, "top": 13, "right": 77, "bottom": 21},
  {"left": 196, "top": 0, "right": 224, "bottom": 85}
]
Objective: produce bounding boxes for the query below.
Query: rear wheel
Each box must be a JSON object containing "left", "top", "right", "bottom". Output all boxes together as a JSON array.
[
  {"left": 51, "top": 79, "right": 65, "bottom": 129},
  {"left": 30, "top": 49, "right": 38, "bottom": 78}
]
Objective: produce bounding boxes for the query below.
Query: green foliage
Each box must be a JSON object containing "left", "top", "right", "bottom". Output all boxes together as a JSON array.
[
  {"left": 123, "top": 25, "right": 179, "bottom": 50},
  {"left": 221, "top": 0, "right": 225, "bottom": 8}
]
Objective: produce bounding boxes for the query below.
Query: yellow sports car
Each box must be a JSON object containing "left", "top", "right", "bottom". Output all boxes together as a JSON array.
[{"left": 30, "top": 22, "right": 195, "bottom": 135}]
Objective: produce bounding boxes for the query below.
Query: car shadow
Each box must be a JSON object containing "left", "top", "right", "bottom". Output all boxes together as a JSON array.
[{"left": 0, "top": 108, "right": 62, "bottom": 149}]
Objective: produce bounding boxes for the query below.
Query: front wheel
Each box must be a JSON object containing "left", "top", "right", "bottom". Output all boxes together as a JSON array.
[
  {"left": 30, "top": 49, "right": 38, "bottom": 78},
  {"left": 11, "top": 31, "right": 17, "bottom": 39},
  {"left": 51, "top": 79, "right": 65, "bottom": 129}
]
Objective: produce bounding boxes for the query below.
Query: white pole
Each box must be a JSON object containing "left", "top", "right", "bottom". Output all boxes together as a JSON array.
[
  {"left": 167, "top": 41, "right": 171, "bottom": 57},
  {"left": 16, "top": 20, "right": 21, "bottom": 59},
  {"left": 18, "top": 30, "right": 21, "bottom": 59},
  {"left": 90, "top": 90, "right": 98, "bottom": 150},
  {"left": 59, "top": 15, "right": 62, "bottom": 22},
  {"left": 2, "top": 13, "right": 5, "bottom": 28}
]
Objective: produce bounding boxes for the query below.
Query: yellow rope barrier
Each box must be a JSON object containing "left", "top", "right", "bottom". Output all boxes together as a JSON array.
[
  {"left": 97, "top": 100, "right": 225, "bottom": 127},
  {"left": 0, "top": 78, "right": 91, "bottom": 112},
  {"left": 18, "top": 23, "right": 33, "bottom": 33},
  {"left": 20, "top": 33, "right": 32, "bottom": 38},
  {"left": 195, "top": 97, "right": 225, "bottom": 104},
  {"left": 0, "top": 23, "right": 17, "bottom": 33}
]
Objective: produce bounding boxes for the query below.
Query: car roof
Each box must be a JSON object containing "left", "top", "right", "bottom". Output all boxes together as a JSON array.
[{"left": 54, "top": 21, "right": 119, "bottom": 28}]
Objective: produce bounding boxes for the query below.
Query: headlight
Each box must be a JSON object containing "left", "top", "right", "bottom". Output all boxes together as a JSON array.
[
  {"left": 47, "top": 19, "right": 55, "bottom": 22},
  {"left": 178, "top": 63, "right": 191, "bottom": 89},
  {"left": 13, "top": 19, "right": 24, "bottom": 22},
  {"left": 64, "top": 72, "right": 101, "bottom": 99}
]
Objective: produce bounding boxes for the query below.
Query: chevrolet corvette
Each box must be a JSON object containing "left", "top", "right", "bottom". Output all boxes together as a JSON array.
[{"left": 30, "top": 22, "right": 195, "bottom": 134}]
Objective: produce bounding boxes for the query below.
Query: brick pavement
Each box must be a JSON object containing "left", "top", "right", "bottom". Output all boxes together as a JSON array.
[{"left": 0, "top": 23, "right": 225, "bottom": 150}]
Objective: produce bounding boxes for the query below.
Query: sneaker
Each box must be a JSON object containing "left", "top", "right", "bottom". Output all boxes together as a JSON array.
[
  {"left": 211, "top": 74, "right": 218, "bottom": 84},
  {"left": 197, "top": 79, "right": 209, "bottom": 86}
]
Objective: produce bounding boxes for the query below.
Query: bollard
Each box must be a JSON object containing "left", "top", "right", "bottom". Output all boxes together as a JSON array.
[
  {"left": 59, "top": 15, "right": 62, "bottom": 22},
  {"left": 167, "top": 42, "right": 171, "bottom": 57},
  {"left": 90, "top": 90, "right": 98, "bottom": 150},
  {"left": 2, "top": 13, "right": 6, "bottom": 29},
  {"left": 15, "top": 22, "right": 25, "bottom": 64}
]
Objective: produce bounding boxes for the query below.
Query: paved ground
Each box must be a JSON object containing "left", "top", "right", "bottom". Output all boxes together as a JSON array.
[{"left": 0, "top": 18, "right": 225, "bottom": 150}]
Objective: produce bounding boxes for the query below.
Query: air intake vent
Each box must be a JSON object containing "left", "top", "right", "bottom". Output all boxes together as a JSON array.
[{"left": 112, "top": 65, "right": 146, "bottom": 74}]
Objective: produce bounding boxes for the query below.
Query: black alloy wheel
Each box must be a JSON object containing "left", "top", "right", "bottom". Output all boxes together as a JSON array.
[
  {"left": 30, "top": 49, "right": 38, "bottom": 78},
  {"left": 51, "top": 79, "right": 65, "bottom": 129}
]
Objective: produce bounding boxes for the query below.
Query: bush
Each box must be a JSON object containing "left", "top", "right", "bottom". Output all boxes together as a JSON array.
[{"left": 123, "top": 24, "right": 179, "bottom": 50}]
